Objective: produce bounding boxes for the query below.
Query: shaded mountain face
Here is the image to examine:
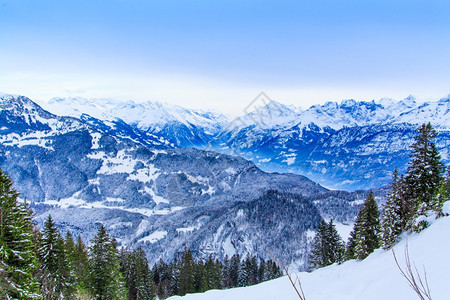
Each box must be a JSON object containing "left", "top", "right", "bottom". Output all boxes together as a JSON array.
[
  {"left": 1, "top": 94, "right": 348, "bottom": 269},
  {"left": 37, "top": 95, "right": 450, "bottom": 190}
]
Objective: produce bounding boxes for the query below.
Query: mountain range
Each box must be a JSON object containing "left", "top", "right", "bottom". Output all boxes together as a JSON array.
[
  {"left": 1, "top": 93, "right": 366, "bottom": 269},
  {"left": 38, "top": 94, "right": 450, "bottom": 190},
  {"left": 1, "top": 92, "right": 448, "bottom": 269}
]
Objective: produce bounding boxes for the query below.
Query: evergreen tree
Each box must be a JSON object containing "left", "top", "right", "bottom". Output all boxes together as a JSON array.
[
  {"left": 70, "top": 235, "right": 90, "bottom": 295},
  {"left": 345, "top": 229, "right": 357, "bottom": 260},
  {"left": 168, "top": 257, "right": 180, "bottom": 296},
  {"left": 193, "top": 259, "right": 207, "bottom": 293},
  {"left": 309, "top": 220, "right": 327, "bottom": 269},
  {"left": 152, "top": 258, "right": 171, "bottom": 299},
  {"left": 120, "top": 247, "right": 155, "bottom": 300},
  {"left": 88, "top": 225, "right": 127, "bottom": 300},
  {"left": 228, "top": 254, "right": 240, "bottom": 288},
  {"left": 265, "top": 260, "right": 282, "bottom": 280},
  {"left": 257, "top": 258, "right": 266, "bottom": 283},
  {"left": 39, "top": 215, "right": 75, "bottom": 299},
  {"left": 434, "top": 166, "right": 450, "bottom": 217},
  {"left": 405, "top": 123, "right": 445, "bottom": 209},
  {"left": 221, "top": 255, "right": 231, "bottom": 288},
  {"left": 0, "top": 168, "right": 41, "bottom": 299},
  {"left": 309, "top": 219, "right": 344, "bottom": 269},
  {"left": 381, "top": 170, "right": 415, "bottom": 248},
  {"left": 348, "top": 192, "right": 380, "bottom": 260},
  {"left": 178, "top": 247, "right": 195, "bottom": 296},
  {"left": 326, "top": 220, "right": 345, "bottom": 264},
  {"left": 237, "top": 255, "right": 251, "bottom": 287}
]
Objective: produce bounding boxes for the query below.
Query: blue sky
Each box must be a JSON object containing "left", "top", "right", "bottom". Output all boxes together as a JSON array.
[{"left": 1, "top": 0, "right": 449, "bottom": 114}]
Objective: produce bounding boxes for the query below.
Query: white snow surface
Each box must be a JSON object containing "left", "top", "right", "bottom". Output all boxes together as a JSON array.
[
  {"left": 38, "top": 97, "right": 230, "bottom": 134},
  {"left": 170, "top": 205, "right": 450, "bottom": 300}
]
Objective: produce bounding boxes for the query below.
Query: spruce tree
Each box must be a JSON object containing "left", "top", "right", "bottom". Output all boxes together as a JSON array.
[
  {"left": 309, "top": 219, "right": 344, "bottom": 269},
  {"left": 88, "top": 225, "right": 127, "bottom": 300},
  {"left": 309, "top": 219, "right": 327, "bottom": 269},
  {"left": 39, "top": 214, "right": 75, "bottom": 299},
  {"left": 178, "top": 247, "right": 195, "bottom": 296},
  {"left": 0, "top": 168, "right": 41, "bottom": 299},
  {"left": 326, "top": 220, "right": 345, "bottom": 265},
  {"left": 381, "top": 170, "right": 416, "bottom": 248},
  {"left": 434, "top": 167, "right": 450, "bottom": 217},
  {"left": 121, "top": 247, "right": 155, "bottom": 300},
  {"left": 349, "top": 192, "right": 380, "bottom": 260},
  {"left": 228, "top": 254, "right": 240, "bottom": 288},
  {"left": 152, "top": 258, "right": 171, "bottom": 299},
  {"left": 405, "top": 123, "right": 445, "bottom": 210},
  {"left": 70, "top": 235, "right": 90, "bottom": 295}
]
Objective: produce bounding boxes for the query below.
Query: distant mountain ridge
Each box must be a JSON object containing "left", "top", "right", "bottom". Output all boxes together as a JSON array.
[
  {"left": 2, "top": 94, "right": 354, "bottom": 269},
  {"left": 35, "top": 93, "right": 450, "bottom": 190}
]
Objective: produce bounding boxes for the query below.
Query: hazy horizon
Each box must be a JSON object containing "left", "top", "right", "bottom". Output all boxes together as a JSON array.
[{"left": 1, "top": 1, "right": 449, "bottom": 115}]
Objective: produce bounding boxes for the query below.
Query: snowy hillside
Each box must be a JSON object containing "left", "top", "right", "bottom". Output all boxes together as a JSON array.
[{"left": 169, "top": 203, "right": 450, "bottom": 300}]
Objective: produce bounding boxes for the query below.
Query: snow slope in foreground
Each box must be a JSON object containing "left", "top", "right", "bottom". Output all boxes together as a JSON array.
[{"left": 170, "top": 203, "right": 450, "bottom": 300}]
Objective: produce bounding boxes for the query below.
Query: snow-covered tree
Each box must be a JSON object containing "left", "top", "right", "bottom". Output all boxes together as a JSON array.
[
  {"left": 309, "top": 219, "right": 344, "bottom": 269},
  {"left": 347, "top": 192, "right": 380, "bottom": 260},
  {"left": 434, "top": 166, "right": 450, "bottom": 217},
  {"left": 120, "top": 247, "right": 155, "bottom": 300},
  {"left": 39, "top": 214, "right": 75, "bottom": 299},
  {"left": 88, "top": 225, "right": 127, "bottom": 300},
  {"left": 0, "top": 168, "right": 41, "bottom": 299},
  {"left": 381, "top": 170, "right": 413, "bottom": 248},
  {"left": 405, "top": 123, "right": 445, "bottom": 210}
]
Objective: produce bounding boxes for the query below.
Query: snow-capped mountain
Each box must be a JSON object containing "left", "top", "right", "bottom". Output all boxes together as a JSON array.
[
  {"left": 39, "top": 97, "right": 230, "bottom": 147},
  {"left": 36, "top": 94, "right": 450, "bottom": 190},
  {"left": 211, "top": 96, "right": 450, "bottom": 190},
  {"left": 2, "top": 94, "right": 363, "bottom": 268}
]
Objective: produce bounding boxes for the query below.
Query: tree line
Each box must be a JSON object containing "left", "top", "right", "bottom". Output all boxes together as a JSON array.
[
  {"left": 0, "top": 166, "right": 282, "bottom": 299},
  {"left": 309, "top": 123, "right": 450, "bottom": 269}
]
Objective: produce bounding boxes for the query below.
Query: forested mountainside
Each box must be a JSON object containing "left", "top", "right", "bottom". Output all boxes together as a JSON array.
[{"left": 1, "top": 94, "right": 364, "bottom": 269}]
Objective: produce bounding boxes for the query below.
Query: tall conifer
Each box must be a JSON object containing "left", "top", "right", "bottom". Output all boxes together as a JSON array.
[{"left": 0, "top": 169, "right": 41, "bottom": 298}]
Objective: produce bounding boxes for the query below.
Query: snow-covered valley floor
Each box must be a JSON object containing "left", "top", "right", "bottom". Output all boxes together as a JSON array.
[{"left": 170, "top": 204, "right": 450, "bottom": 300}]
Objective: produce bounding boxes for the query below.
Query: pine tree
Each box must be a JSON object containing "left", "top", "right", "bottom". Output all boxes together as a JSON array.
[
  {"left": 70, "top": 235, "right": 90, "bottom": 295},
  {"left": 309, "top": 219, "right": 344, "bottom": 269},
  {"left": 193, "top": 259, "right": 207, "bottom": 293},
  {"left": 309, "top": 219, "right": 327, "bottom": 269},
  {"left": 152, "top": 258, "right": 171, "bottom": 299},
  {"left": 381, "top": 170, "right": 415, "bottom": 248},
  {"left": 326, "top": 220, "right": 345, "bottom": 265},
  {"left": 39, "top": 214, "right": 75, "bottom": 299},
  {"left": 228, "top": 254, "right": 240, "bottom": 288},
  {"left": 405, "top": 123, "right": 445, "bottom": 210},
  {"left": 237, "top": 255, "right": 251, "bottom": 287},
  {"left": 168, "top": 257, "right": 180, "bottom": 296},
  {"left": 349, "top": 192, "right": 380, "bottom": 260},
  {"left": 178, "top": 247, "right": 195, "bottom": 296},
  {"left": 221, "top": 255, "right": 231, "bottom": 288},
  {"left": 0, "top": 168, "right": 41, "bottom": 299},
  {"left": 434, "top": 167, "right": 450, "bottom": 217},
  {"left": 88, "top": 225, "right": 127, "bottom": 300},
  {"left": 120, "top": 247, "right": 155, "bottom": 300}
]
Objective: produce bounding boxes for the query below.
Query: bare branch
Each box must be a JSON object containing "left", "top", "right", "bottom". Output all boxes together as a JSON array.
[
  {"left": 392, "top": 242, "right": 432, "bottom": 300},
  {"left": 266, "top": 247, "right": 307, "bottom": 300}
]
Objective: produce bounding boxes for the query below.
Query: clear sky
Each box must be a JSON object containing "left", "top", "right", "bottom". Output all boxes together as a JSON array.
[{"left": 1, "top": 0, "right": 449, "bottom": 114}]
